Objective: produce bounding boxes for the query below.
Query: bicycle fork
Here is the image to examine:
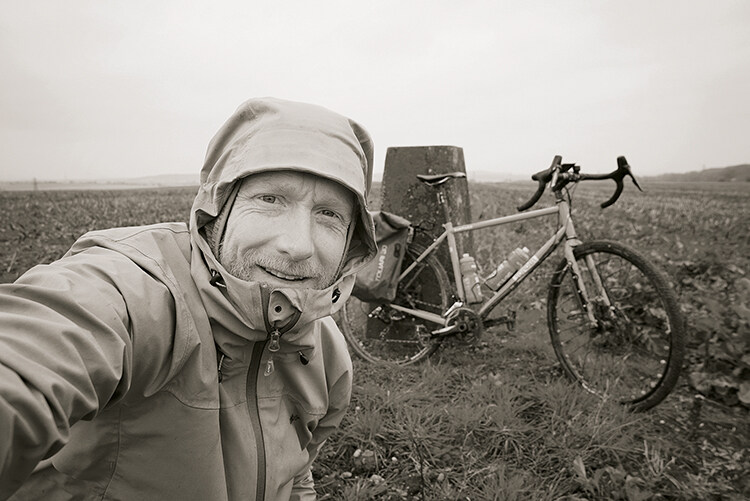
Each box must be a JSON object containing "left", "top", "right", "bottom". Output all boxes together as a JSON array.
[
  {"left": 565, "top": 251, "right": 604, "bottom": 329},
  {"left": 561, "top": 206, "right": 612, "bottom": 329}
]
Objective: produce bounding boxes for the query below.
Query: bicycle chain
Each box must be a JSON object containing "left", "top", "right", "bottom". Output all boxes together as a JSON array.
[{"left": 372, "top": 297, "right": 444, "bottom": 345}]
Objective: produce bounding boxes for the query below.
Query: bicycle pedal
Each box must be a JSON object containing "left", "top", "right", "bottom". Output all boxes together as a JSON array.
[
  {"left": 508, "top": 310, "right": 517, "bottom": 331},
  {"left": 483, "top": 312, "right": 516, "bottom": 331}
]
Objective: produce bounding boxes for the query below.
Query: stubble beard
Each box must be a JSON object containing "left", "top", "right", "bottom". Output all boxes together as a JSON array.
[{"left": 221, "top": 248, "right": 336, "bottom": 290}]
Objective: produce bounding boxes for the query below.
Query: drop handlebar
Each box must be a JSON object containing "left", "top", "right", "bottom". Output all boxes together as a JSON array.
[{"left": 517, "top": 155, "right": 643, "bottom": 211}]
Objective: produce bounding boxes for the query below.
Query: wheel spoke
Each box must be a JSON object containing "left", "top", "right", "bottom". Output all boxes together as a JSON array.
[
  {"left": 548, "top": 241, "right": 684, "bottom": 410},
  {"left": 339, "top": 242, "right": 450, "bottom": 365}
]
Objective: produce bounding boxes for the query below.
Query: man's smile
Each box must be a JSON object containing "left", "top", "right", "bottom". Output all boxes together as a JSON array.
[{"left": 259, "top": 266, "right": 309, "bottom": 282}]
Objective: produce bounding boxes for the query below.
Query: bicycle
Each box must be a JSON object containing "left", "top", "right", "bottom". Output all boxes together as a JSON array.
[{"left": 341, "top": 155, "right": 686, "bottom": 411}]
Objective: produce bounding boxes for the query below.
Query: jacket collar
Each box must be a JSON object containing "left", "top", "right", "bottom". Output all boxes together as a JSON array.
[{"left": 189, "top": 225, "right": 354, "bottom": 352}]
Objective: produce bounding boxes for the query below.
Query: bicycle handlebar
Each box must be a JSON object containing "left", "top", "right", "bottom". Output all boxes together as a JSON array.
[
  {"left": 516, "top": 155, "right": 560, "bottom": 211},
  {"left": 516, "top": 155, "right": 643, "bottom": 211},
  {"left": 581, "top": 156, "right": 643, "bottom": 208}
]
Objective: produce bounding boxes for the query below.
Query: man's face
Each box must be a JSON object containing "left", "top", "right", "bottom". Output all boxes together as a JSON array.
[{"left": 219, "top": 170, "right": 355, "bottom": 290}]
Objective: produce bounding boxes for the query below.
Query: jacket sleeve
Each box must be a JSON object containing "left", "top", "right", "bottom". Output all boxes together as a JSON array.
[
  {"left": 0, "top": 253, "right": 136, "bottom": 498},
  {"left": 291, "top": 353, "right": 353, "bottom": 500},
  {"left": 289, "top": 467, "right": 316, "bottom": 501}
]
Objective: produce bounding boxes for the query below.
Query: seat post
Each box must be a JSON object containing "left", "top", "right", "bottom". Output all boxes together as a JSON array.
[{"left": 436, "top": 187, "right": 452, "bottom": 226}]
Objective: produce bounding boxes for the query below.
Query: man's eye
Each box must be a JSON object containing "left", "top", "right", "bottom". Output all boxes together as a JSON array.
[
  {"left": 258, "top": 195, "right": 278, "bottom": 204},
  {"left": 320, "top": 209, "right": 341, "bottom": 220}
]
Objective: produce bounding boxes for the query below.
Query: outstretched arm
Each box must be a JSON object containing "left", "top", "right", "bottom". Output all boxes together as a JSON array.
[{"left": 0, "top": 256, "right": 134, "bottom": 498}]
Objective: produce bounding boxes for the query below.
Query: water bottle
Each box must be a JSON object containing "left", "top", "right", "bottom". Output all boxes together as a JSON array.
[
  {"left": 459, "top": 253, "right": 483, "bottom": 304},
  {"left": 483, "top": 247, "right": 531, "bottom": 291}
]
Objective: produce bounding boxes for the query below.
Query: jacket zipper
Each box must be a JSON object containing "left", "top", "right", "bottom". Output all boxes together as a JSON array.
[
  {"left": 264, "top": 328, "right": 281, "bottom": 376},
  {"left": 246, "top": 341, "right": 267, "bottom": 501},
  {"left": 259, "top": 286, "right": 301, "bottom": 377},
  {"left": 248, "top": 286, "right": 303, "bottom": 499}
]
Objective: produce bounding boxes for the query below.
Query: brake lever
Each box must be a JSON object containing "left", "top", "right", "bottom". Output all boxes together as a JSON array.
[
  {"left": 619, "top": 156, "right": 643, "bottom": 191},
  {"left": 517, "top": 155, "right": 561, "bottom": 211},
  {"left": 600, "top": 156, "right": 643, "bottom": 208}
]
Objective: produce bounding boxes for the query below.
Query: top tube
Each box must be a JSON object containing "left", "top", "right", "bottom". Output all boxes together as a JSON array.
[{"left": 452, "top": 206, "right": 559, "bottom": 234}]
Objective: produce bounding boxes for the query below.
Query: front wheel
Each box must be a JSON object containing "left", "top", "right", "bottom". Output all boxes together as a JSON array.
[
  {"left": 547, "top": 240, "right": 685, "bottom": 411},
  {"left": 340, "top": 242, "right": 451, "bottom": 365}
]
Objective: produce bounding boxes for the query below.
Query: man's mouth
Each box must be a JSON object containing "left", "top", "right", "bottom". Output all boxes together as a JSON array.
[{"left": 260, "top": 266, "right": 308, "bottom": 282}]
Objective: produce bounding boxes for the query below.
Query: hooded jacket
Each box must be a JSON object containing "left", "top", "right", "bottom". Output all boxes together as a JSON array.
[{"left": 0, "top": 97, "right": 377, "bottom": 500}]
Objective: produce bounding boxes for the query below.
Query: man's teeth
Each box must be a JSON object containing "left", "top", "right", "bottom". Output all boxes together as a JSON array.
[{"left": 264, "top": 268, "right": 305, "bottom": 281}]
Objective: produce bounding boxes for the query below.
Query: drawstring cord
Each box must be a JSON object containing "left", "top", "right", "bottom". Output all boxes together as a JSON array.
[{"left": 209, "top": 269, "right": 227, "bottom": 288}]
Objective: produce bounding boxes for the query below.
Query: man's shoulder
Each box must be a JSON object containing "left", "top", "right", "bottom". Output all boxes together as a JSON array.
[
  {"left": 316, "top": 316, "right": 353, "bottom": 372},
  {"left": 79, "top": 222, "right": 190, "bottom": 244},
  {"left": 68, "top": 222, "right": 191, "bottom": 259},
  {"left": 318, "top": 316, "right": 344, "bottom": 342}
]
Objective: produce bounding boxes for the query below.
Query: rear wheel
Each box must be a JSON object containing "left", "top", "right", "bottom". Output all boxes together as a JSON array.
[
  {"left": 341, "top": 242, "right": 451, "bottom": 365},
  {"left": 547, "top": 240, "right": 685, "bottom": 410}
]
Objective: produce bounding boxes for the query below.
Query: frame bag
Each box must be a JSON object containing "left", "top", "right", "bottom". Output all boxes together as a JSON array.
[{"left": 353, "top": 211, "right": 412, "bottom": 303}]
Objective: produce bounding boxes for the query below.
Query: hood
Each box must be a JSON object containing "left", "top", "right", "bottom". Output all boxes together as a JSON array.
[{"left": 188, "top": 97, "right": 377, "bottom": 341}]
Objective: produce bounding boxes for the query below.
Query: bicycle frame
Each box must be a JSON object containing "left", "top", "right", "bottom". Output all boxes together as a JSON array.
[
  {"left": 342, "top": 156, "right": 683, "bottom": 410},
  {"left": 390, "top": 195, "right": 598, "bottom": 328}
]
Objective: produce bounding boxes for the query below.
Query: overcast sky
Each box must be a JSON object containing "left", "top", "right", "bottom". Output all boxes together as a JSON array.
[{"left": 1, "top": 0, "right": 748, "bottom": 182}]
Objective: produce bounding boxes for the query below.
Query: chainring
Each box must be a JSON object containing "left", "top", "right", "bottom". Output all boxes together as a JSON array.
[{"left": 443, "top": 307, "right": 484, "bottom": 345}]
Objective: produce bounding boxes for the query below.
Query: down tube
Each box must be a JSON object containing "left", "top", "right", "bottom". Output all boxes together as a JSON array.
[{"left": 478, "top": 225, "right": 566, "bottom": 318}]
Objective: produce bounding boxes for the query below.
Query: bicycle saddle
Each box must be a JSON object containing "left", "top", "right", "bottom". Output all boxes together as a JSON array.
[{"left": 416, "top": 172, "right": 467, "bottom": 186}]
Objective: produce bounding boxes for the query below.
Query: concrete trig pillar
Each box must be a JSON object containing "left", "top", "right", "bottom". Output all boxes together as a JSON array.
[
  {"left": 365, "top": 145, "right": 474, "bottom": 341},
  {"left": 380, "top": 145, "right": 474, "bottom": 268}
]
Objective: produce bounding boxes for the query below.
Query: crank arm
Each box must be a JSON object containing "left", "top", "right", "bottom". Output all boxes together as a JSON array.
[
  {"left": 483, "top": 311, "right": 516, "bottom": 331},
  {"left": 431, "top": 319, "right": 474, "bottom": 339},
  {"left": 431, "top": 324, "right": 460, "bottom": 337}
]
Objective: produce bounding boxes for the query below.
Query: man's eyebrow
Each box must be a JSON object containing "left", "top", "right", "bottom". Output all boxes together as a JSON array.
[
  {"left": 321, "top": 192, "right": 355, "bottom": 210},
  {"left": 239, "top": 179, "right": 286, "bottom": 195},
  {"left": 323, "top": 194, "right": 353, "bottom": 205}
]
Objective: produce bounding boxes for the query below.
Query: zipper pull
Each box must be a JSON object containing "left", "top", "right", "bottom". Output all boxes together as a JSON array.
[
  {"left": 264, "top": 358, "right": 275, "bottom": 376},
  {"left": 268, "top": 329, "right": 281, "bottom": 353},
  {"left": 264, "top": 326, "right": 281, "bottom": 377}
]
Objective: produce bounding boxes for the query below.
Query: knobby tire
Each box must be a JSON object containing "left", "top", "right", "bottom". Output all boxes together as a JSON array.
[
  {"left": 547, "top": 240, "right": 685, "bottom": 411},
  {"left": 340, "top": 242, "right": 451, "bottom": 365}
]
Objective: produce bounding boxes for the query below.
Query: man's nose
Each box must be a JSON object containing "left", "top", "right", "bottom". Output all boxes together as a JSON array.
[{"left": 276, "top": 210, "right": 315, "bottom": 261}]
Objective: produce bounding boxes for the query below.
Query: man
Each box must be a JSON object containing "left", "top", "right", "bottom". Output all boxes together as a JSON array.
[{"left": 0, "top": 97, "right": 377, "bottom": 500}]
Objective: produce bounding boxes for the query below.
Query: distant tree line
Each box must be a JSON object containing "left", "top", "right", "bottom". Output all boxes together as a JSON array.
[{"left": 647, "top": 164, "right": 750, "bottom": 183}]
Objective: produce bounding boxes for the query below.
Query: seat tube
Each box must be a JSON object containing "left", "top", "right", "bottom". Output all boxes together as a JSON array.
[
  {"left": 437, "top": 187, "right": 465, "bottom": 301},
  {"left": 444, "top": 223, "right": 464, "bottom": 300}
]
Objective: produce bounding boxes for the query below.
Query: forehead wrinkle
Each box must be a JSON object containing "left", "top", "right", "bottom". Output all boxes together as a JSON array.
[{"left": 239, "top": 171, "right": 354, "bottom": 213}]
